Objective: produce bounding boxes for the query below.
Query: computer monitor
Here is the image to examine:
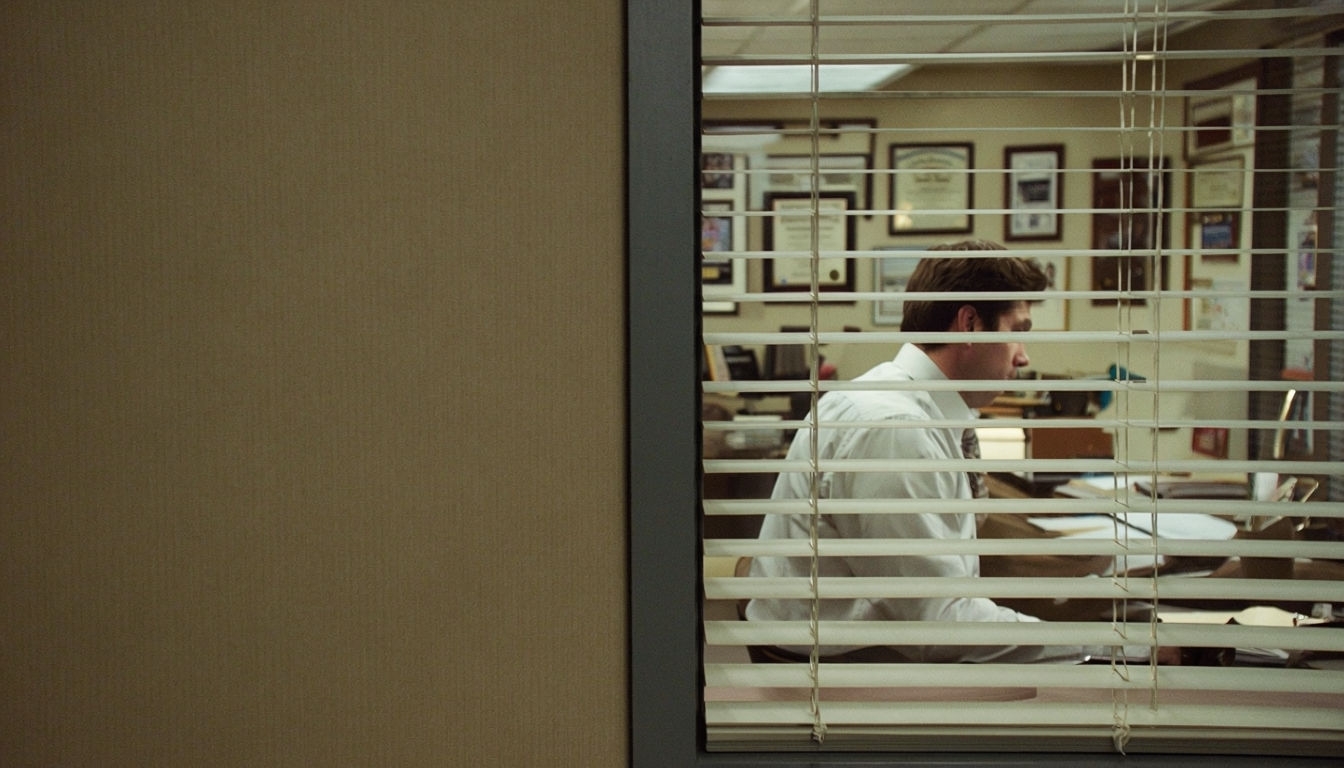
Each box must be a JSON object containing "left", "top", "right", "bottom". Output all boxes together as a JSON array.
[{"left": 763, "top": 325, "right": 812, "bottom": 381}]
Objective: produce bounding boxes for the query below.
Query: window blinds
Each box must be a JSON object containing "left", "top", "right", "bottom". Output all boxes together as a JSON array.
[{"left": 699, "top": 1, "right": 1344, "bottom": 757}]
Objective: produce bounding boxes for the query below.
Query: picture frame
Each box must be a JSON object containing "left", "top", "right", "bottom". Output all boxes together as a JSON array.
[
  {"left": 1185, "top": 80, "right": 1257, "bottom": 159},
  {"left": 703, "top": 118, "right": 877, "bottom": 213},
  {"left": 1191, "top": 426, "right": 1230, "bottom": 458},
  {"left": 1294, "top": 213, "right": 1318, "bottom": 290},
  {"left": 701, "top": 200, "right": 747, "bottom": 313},
  {"left": 1090, "top": 255, "right": 1169, "bottom": 306},
  {"left": 701, "top": 152, "right": 740, "bottom": 190},
  {"left": 1181, "top": 262, "right": 1239, "bottom": 355},
  {"left": 757, "top": 154, "right": 871, "bottom": 217},
  {"left": 1030, "top": 252, "right": 1068, "bottom": 330},
  {"left": 1185, "top": 276, "right": 1248, "bottom": 334},
  {"left": 1004, "top": 144, "right": 1063, "bottom": 241},
  {"left": 763, "top": 192, "right": 855, "bottom": 295},
  {"left": 1189, "top": 155, "right": 1245, "bottom": 209},
  {"left": 889, "top": 143, "right": 973, "bottom": 235},
  {"left": 871, "top": 248, "right": 921, "bottom": 326},
  {"left": 1198, "top": 211, "right": 1240, "bottom": 254},
  {"left": 1188, "top": 213, "right": 1236, "bottom": 267},
  {"left": 1089, "top": 157, "right": 1170, "bottom": 304},
  {"left": 1183, "top": 65, "right": 1257, "bottom": 160}
]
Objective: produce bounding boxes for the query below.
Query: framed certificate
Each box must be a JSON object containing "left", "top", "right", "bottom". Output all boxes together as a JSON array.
[
  {"left": 763, "top": 192, "right": 855, "bottom": 295},
  {"left": 889, "top": 143, "right": 973, "bottom": 235},
  {"left": 1189, "top": 155, "right": 1245, "bottom": 209}
]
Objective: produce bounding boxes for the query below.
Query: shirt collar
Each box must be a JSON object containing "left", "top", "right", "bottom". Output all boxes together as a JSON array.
[{"left": 892, "top": 344, "right": 975, "bottom": 422}]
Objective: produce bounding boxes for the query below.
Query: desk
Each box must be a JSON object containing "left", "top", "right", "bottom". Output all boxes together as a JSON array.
[
  {"left": 978, "top": 512, "right": 1126, "bottom": 621},
  {"left": 978, "top": 422, "right": 1114, "bottom": 497},
  {"left": 703, "top": 396, "right": 787, "bottom": 539},
  {"left": 978, "top": 502, "right": 1344, "bottom": 623}
]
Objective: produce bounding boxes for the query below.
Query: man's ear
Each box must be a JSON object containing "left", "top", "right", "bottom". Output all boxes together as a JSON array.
[{"left": 955, "top": 304, "right": 979, "bottom": 333}]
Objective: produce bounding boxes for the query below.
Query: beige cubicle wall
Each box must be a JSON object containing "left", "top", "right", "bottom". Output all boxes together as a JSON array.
[{"left": 1, "top": 2, "right": 627, "bottom": 765}]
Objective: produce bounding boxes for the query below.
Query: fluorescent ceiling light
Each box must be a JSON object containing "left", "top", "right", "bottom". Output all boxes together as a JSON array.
[{"left": 702, "top": 64, "right": 910, "bottom": 94}]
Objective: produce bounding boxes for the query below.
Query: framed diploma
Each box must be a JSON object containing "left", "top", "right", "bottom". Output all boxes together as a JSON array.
[
  {"left": 889, "top": 143, "right": 973, "bottom": 235},
  {"left": 762, "top": 192, "right": 855, "bottom": 295},
  {"left": 1189, "top": 155, "right": 1244, "bottom": 209}
]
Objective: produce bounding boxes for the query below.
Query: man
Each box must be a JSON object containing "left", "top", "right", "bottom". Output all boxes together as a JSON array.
[{"left": 745, "top": 240, "right": 1175, "bottom": 664}]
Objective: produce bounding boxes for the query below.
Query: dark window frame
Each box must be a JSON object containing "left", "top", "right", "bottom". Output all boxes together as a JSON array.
[{"left": 624, "top": 1, "right": 1340, "bottom": 765}]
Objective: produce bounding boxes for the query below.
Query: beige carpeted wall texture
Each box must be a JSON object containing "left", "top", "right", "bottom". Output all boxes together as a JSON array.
[{"left": 1, "top": 1, "right": 627, "bottom": 765}]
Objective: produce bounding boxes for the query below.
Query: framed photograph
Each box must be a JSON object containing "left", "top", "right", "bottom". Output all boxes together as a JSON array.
[
  {"left": 1030, "top": 252, "right": 1068, "bottom": 330},
  {"left": 1004, "top": 144, "right": 1063, "bottom": 241},
  {"left": 1090, "top": 255, "right": 1169, "bottom": 305},
  {"left": 1189, "top": 156, "right": 1245, "bottom": 208},
  {"left": 1198, "top": 211, "right": 1240, "bottom": 254},
  {"left": 1090, "top": 157, "right": 1170, "bottom": 304},
  {"left": 701, "top": 203, "right": 734, "bottom": 252},
  {"left": 763, "top": 192, "right": 855, "bottom": 295},
  {"left": 1185, "top": 81, "right": 1256, "bottom": 159},
  {"left": 889, "top": 143, "right": 973, "bottom": 235},
  {"left": 701, "top": 152, "right": 739, "bottom": 190},
  {"left": 1184, "top": 65, "right": 1257, "bottom": 160},
  {"left": 701, "top": 201, "right": 746, "bottom": 313},
  {"left": 1191, "top": 426, "right": 1230, "bottom": 458},
  {"left": 872, "top": 248, "right": 921, "bottom": 325},
  {"left": 1294, "top": 212, "right": 1318, "bottom": 290},
  {"left": 704, "top": 118, "right": 877, "bottom": 212}
]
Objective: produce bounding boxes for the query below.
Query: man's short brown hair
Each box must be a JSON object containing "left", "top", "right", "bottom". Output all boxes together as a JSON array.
[{"left": 899, "top": 240, "right": 1049, "bottom": 346}]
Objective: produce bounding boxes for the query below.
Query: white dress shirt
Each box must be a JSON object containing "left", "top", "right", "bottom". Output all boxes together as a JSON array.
[{"left": 745, "top": 344, "right": 1100, "bottom": 663}]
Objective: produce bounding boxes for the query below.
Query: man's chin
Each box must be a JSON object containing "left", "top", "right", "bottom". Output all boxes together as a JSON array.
[{"left": 964, "top": 391, "right": 1004, "bottom": 409}]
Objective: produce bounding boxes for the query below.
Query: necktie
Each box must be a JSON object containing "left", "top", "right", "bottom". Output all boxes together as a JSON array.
[{"left": 962, "top": 427, "right": 987, "bottom": 499}]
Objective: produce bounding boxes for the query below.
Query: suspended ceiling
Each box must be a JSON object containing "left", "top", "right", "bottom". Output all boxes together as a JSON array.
[{"left": 701, "top": 0, "right": 1244, "bottom": 92}]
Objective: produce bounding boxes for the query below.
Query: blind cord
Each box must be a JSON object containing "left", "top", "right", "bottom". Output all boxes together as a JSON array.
[
  {"left": 806, "top": 0, "right": 827, "bottom": 746},
  {"left": 1144, "top": 0, "right": 1173, "bottom": 716}
]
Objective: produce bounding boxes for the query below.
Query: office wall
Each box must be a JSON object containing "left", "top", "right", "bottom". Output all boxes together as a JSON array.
[
  {"left": 1, "top": 2, "right": 626, "bottom": 765},
  {"left": 704, "top": 62, "right": 1256, "bottom": 372},
  {"left": 704, "top": 60, "right": 1257, "bottom": 461}
]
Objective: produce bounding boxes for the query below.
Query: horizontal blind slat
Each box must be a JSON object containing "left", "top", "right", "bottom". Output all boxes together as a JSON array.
[
  {"left": 704, "top": 620, "right": 1344, "bottom": 654},
  {"left": 702, "top": 9, "right": 1344, "bottom": 27},
  {"left": 703, "top": 538, "right": 1344, "bottom": 560},
  {"left": 703, "top": 46, "right": 1343, "bottom": 67},
  {"left": 705, "top": 619, "right": 1153, "bottom": 647},
  {"left": 705, "top": 577, "right": 1344, "bottom": 603},
  {"left": 704, "top": 662, "right": 1344, "bottom": 694},
  {"left": 705, "top": 701, "right": 1344, "bottom": 731}
]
